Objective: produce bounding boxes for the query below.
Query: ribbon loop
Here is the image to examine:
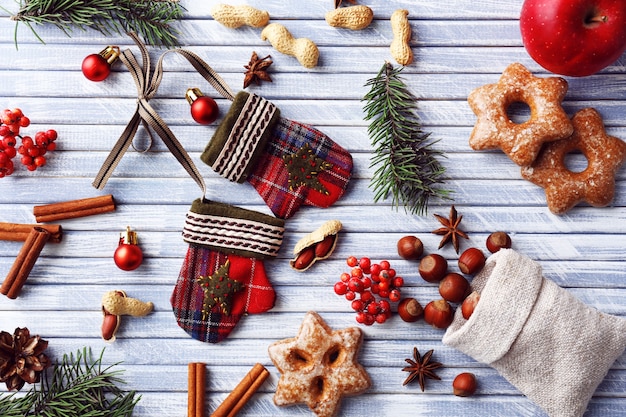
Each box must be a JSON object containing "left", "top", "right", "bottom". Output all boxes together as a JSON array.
[{"left": 93, "top": 32, "right": 236, "bottom": 196}]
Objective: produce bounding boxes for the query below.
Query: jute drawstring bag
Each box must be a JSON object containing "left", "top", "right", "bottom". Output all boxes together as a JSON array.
[{"left": 443, "top": 249, "right": 626, "bottom": 417}]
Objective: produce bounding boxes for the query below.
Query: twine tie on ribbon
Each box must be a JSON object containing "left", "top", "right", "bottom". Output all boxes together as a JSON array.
[{"left": 92, "top": 32, "right": 236, "bottom": 196}]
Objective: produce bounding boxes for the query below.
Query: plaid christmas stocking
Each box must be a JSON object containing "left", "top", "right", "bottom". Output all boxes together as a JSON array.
[
  {"left": 200, "top": 91, "right": 353, "bottom": 219},
  {"left": 171, "top": 198, "right": 285, "bottom": 343}
]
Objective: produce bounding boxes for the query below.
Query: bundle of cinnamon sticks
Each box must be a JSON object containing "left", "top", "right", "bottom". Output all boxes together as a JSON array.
[
  {"left": 211, "top": 363, "right": 269, "bottom": 417},
  {"left": 189, "top": 362, "right": 207, "bottom": 417},
  {"left": 0, "top": 222, "right": 62, "bottom": 243},
  {"left": 33, "top": 194, "right": 115, "bottom": 223},
  {"left": 0, "top": 227, "right": 50, "bottom": 299}
]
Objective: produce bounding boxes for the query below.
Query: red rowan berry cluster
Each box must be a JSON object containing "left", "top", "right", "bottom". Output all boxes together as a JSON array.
[
  {"left": 0, "top": 108, "right": 58, "bottom": 177},
  {"left": 334, "top": 256, "right": 405, "bottom": 325}
]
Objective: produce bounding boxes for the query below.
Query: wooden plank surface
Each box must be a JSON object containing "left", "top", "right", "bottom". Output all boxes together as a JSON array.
[{"left": 1, "top": 0, "right": 625, "bottom": 416}]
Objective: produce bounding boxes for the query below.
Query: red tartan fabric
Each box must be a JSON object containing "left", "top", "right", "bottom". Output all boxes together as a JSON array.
[
  {"left": 248, "top": 118, "right": 353, "bottom": 219},
  {"left": 171, "top": 244, "right": 275, "bottom": 343}
]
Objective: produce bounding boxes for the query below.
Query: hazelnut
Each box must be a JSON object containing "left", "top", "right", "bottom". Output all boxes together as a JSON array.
[
  {"left": 397, "top": 298, "right": 423, "bottom": 322},
  {"left": 418, "top": 253, "right": 448, "bottom": 283},
  {"left": 397, "top": 235, "right": 424, "bottom": 260},
  {"left": 452, "top": 372, "right": 477, "bottom": 397},
  {"left": 439, "top": 273, "right": 470, "bottom": 303},
  {"left": 458, "top": 247, "right": 486, "bottom": 275},
  {"left": 423, "top": 299, "right": 454, "bottom": 329},
  {"left": 486, "top": 231, "right": 512, "bottom": 253},
  {"left": 461, "top": 291, "right": 480, "bottom": 320}
]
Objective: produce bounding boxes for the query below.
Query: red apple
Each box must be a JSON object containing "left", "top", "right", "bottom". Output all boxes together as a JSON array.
[{"left": 520, "top": 0, "right": 626, "bottom": 76}]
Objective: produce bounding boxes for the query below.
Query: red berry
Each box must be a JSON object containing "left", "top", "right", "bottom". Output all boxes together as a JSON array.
[
  {"left": 360, "top": 291, "right": 374, "bottom": 303},
  {"left": 351, "top": 267, "right": 363, "bottom": 278},
  {"left": 334, "top": 281, "right": 348, "bottom": 295},
  {"left": 367, "top": 302, "right": 379, "bottom": 315},
  {"left": 21, "top": 155, "right": 33, "bottom": 166},
  {"left": 375, "top": 313, "right": 388, "bottom": 324},
  {"left": 355, "top": 312, "right": 366, "bottom": 324},
  {"left": 348, "top": 278, "right": 364, "bottom": 293},
  {"left": 4, "top": 147, "right": 16, "bottom": 158},
  {"left": 351, "top": 299, "right": 364, "bottom": 312},
  {"left": 34, "top": 156, "right": 46, "bottom": 167},
  {"left": 389, "top": 289, "right": 401, "bottom": 302},
  {"left": 346, "top": 256, "right": 358, "bottom": 267},
  {"left": 45, "top": 129, "right": 58, "bottom": 141},
  {"left": 369, "top": 263, "right": 381, "bottom": 276},
  {"left": 363, "top": 313, "right": 375, "bottom": 326},
  {"left": 340, "top": 272, "right": 350, "bottom": 282},
  {"left": 46, "top": 142, "right": 57, "bottom": 152},
  {"left": 21, "top": 136, "right": 33, "bottom": 148},
  {"left": 393, "top": 276, "right": 405, "bottom": 288},
  {"left": 0, "top": 126, "right": 10, "bottom": 136},
  {"left": 345, "top": 291, "right": 356, "bottom": 301},
  {"left": 26, "top": 164, "right": 37, "bottom": 171},
  {"left": 359, "top": 257, "right": 371, "bottom": 272},
  {"left": 379, "top": 260, "right": 390, "bottom": 270},
  {"left": 3, "top": 136, "right": 15, "bottom": 148},
  {"left": 19, "top": 116, "right": 30, "bottom": 127},
  {"left": 361, "top": 276, "right": 372, "bottom": 289}
]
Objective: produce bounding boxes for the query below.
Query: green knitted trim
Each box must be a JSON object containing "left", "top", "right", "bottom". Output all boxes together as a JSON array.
[
  {"left": 200, "top": 91, "right": 281, "bottom": 183},
  {"left": 184, "top": 198, "right": 285, "bottom": 259},
  {"left": 190, "top": 198, "right": 284, "bottom": 228}
]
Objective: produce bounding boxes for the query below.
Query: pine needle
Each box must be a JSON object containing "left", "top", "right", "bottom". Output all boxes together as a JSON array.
[
  {"left": 0, "top": 347, "right": 139, "bottom": 416},
  {"left": 362, "top": 62, "right": 451, "bottom": 216},
  {"left": 9, "top": 0, "right": 184, "bottom": 48}
]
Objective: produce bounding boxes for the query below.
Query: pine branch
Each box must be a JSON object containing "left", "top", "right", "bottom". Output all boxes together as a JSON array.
[
  {"left": 9, "top": 0, "right": 184, "bottom": 48},
  {"left": 362, "top": 62, "right": 451, "bottom": 215},
  {"left": 0, "top": 347, "right": 139, "bottom": 416}
]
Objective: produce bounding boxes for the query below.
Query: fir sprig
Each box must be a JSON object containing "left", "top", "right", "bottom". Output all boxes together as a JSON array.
[
  {"left": 362, "top": 62, "right": 450, "bottom": 215},
  {"left": 0, "top": 347, "right": 139, "bottom": 416},
  {"left": 7, "top": 0, "right": 184, "bottom": 48}
]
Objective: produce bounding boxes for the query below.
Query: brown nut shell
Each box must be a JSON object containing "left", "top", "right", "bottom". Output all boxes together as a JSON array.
[{"left": 290, "top": 220, "right": 342, "bottom": 271}]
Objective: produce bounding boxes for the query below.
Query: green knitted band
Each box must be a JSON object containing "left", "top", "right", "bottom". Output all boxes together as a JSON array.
[
  {"left": 200, "top": 91, "right": 280, "bottom": 183},
  {"left": 182, "top": 198, "right": 285, "bottom": 259}
]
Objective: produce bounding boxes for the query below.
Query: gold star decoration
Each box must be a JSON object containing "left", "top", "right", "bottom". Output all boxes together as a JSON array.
[
  {"left": 283, "top": 143, "right": 333, "bottom": 194},
  {"left": 196, "top": 260, "right": 243, "bottom": 318},
  {"left": 521, "top": 108, "right": 626, "bottom": 215},
  {"left": 268, "top": 311, "right": 371, "bottom": 417},
  {"left": 468, "top": 63, "right": 574, "bottom": 166}
]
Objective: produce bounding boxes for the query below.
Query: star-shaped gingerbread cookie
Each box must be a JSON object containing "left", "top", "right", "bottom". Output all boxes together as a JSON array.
[
  {"left": 521, "top": 108, "right": 626, "bottom": 214},
  {"left": 468, "top": 62, "right": 574, "bottom": 166},
  {"left": 268, "top": 311, "right": 371, "bottom": 417}
]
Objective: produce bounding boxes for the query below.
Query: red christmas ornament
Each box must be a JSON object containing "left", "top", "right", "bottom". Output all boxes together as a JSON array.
[
  {"left": 186, "top": 88, "right": 219, "bottom": 125},
  {"left": 114, "top": 226, "right": 143, "bottom": 271},
  {"left": 82, "top": 46, "right": 120, "bottom": 82}
]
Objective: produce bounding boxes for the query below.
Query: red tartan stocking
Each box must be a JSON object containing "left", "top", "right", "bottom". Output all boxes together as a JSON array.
[
  {"left": 170, "top": 199, "right": 284, "bottom": 343},
  {"left": 200, "top": 92, "right": 353, "bottom": 219}
]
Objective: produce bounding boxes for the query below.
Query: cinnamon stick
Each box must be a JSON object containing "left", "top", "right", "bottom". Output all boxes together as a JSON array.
[
  {"left": 189, "top": 362, "right": 206, "bottom": 417},
  {"left": 0, "top": 227, "right": 50, "bottom": 299},
  {"left": 33, "top": 194, "right": 115, "bottom": 223},
  {"left": 211, "top": 363, "right": 269, "bottom": 417},
  {"left": 0, "top": 222, "right": 63, "bottom": 243}
]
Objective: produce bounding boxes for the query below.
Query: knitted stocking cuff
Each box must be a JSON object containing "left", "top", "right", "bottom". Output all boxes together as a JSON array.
[
  {"left": 182, "top": 198, "right": 285, "bottom": 259},
  {"left": 200, "top": 91, "right": 281, "bottom": 183}
]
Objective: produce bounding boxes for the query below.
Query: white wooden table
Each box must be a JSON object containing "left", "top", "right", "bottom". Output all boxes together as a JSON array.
[{"left": 1, "top": 1, "right": 625, "bottom": 415}]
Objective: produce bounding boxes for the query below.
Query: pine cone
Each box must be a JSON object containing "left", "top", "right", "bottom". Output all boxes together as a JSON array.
[{"left": 0, "top": 327, "right": 51, "bottom": 391}]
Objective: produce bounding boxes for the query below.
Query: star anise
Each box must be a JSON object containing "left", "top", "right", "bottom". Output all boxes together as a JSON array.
[
  {"left": 432, "top": 205, "right": 468, "bottom": 253},
  {"left": 402, "top": 347, "right": 442, "bottom": 391},
  {"left": 0, "top": 327, "right": 51, "bottom": 391},
  {"left": 334, "top": 0, "right": 358, "bottom": 8},
  {"left": 243, "top": 51, "right": 273, "bottom": 89}
]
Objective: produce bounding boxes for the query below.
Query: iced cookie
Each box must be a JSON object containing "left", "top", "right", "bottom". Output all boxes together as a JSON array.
[
  {"left": 521, "top": 108, "right": 626, "bottom": 214},
  {"left": 468, "top": 63, "right": 574, "bottom": 166},
  {"left": 268, "top": 311, "right": 371, "bottom": 417}
]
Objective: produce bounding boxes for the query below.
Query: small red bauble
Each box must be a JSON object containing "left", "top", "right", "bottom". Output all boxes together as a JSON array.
[
  {"left": 114, "top": 226, "right": 143, "bottom": 271},
  {"left": 186, "top": 88, "right": 219, "bottom": 125},
  {"left": 82, "top": 46, "right": 120, "bottom": 82}
]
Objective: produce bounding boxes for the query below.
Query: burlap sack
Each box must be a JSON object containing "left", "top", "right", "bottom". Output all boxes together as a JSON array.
[{"left": 443, "top": 249, "right": 626, "bottom": 417}]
